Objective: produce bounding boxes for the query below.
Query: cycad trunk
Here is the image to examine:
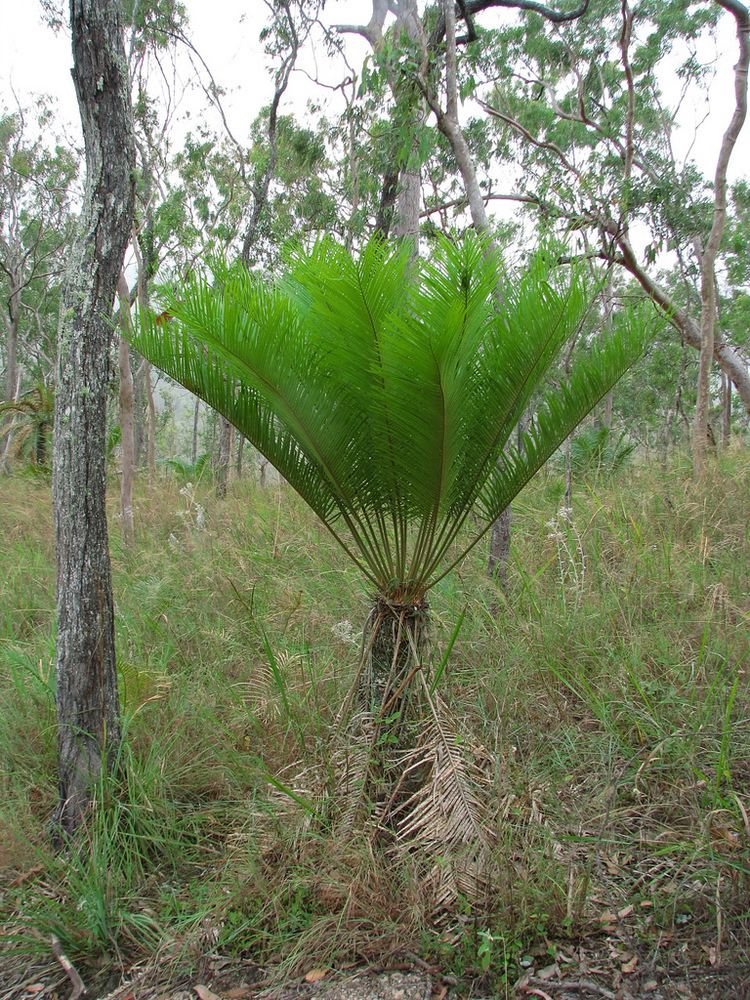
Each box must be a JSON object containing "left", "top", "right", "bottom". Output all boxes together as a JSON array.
[
  {"left": 362, "top": 596, "right": 429, "bottom": 718},
  {"left": 346, "top": 596, "right": 429, "bottom": 829}
]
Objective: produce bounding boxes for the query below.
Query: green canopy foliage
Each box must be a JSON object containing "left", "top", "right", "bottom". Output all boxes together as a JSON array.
[{"left": 132, "top": 235, "right": 644, "bottom": 600}]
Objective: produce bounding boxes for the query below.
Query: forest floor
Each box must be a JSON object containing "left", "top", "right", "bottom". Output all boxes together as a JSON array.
[{"left": 1, "top": 452, "right": 749, "bottom": 999}]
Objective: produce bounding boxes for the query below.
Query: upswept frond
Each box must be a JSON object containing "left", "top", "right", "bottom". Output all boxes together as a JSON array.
[
  {"left": 476, "top": 306, "right": 647, "bottom": 532},
  {"left": 132, "top": 234, "right": 644, "bottom": 598}
]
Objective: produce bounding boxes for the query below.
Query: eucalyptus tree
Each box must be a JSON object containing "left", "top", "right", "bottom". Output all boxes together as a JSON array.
[
  {"left": 0, "top": 104, "right": 77, "bottom": 467},
  {"left": 52, "top": 0, "right": 135, "bottom": 836},
  {"left": 132, "top": 235, "right": 643, "bottom": 887},
  {"left": 467, "top": 0, "right": 750, "bottom": 438}
]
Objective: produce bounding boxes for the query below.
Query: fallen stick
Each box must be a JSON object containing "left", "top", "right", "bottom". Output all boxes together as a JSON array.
[
  {"left": 51, "top": 935, "right": 86, "bottom": 1000},
  {"left": 525, "top": 979, "right": 616, "bottom": 1000}
]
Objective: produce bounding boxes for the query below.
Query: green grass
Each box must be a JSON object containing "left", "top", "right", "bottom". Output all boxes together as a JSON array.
[{"left": 1, "top": 451, "right": 749, "bottom": 994}]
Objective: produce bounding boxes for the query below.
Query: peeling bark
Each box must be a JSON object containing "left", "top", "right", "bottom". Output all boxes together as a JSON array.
[{"left": 52, "top": 0, "right": 135, "bottom": 837}]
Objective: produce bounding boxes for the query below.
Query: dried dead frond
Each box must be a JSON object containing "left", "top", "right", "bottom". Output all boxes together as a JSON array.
[{"left": 383, "top": 679, "right": 494, "bottom": 917}]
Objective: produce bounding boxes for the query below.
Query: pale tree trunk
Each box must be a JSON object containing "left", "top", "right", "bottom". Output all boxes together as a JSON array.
[
  {"left": 601, "top": 281, "right": 615, "bottom": 428},
  {"left": 52, "top": 0, "right": 135, "bottom": 837},
  {"left": 191, "top": 396, "right": 200, "bottom": 466},
  {"left": 215, "top": 416, "right": 233, "bottom": 499},
  {"left": 236, "top": 434, "right": 244, "bottom": 478},
  {"left": 145, "top": 362, "right": 156, "bottom": 480},
  {"left": 117, "top": 274, "right": 135, "bottom": 547},
  {"left": 0, "top": 272, "right": 22, "bottom": 468},
  {"left": 488, "top": 506, "right": 513, "bottom": 584},
  {"left": 692, "top": 1, "right": 748, "bottom": 476},
  {"left": 133, "top": 233, "right": 157, "bottom": 480},
  {"left": 391, "top": 1, "right": 423, "bottom": 239},
  {"left": 721, "top": 369, "right": 732, "bottom": 446},
  {"left": 4, "top": 270, "right": 20, "bottom": 404},
  {"left": 134, "top": 360, "right": 146, "bottom": 465}
]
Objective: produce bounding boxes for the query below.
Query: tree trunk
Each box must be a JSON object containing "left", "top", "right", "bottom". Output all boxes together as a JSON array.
[
  {"left": 374, "top": 170, "right": 399, "bottom": 239},
  {"left": 191, "top": 396, "right": 200, "bottom": 466},
  {"left": 692, "top": 2, "right": 748, "bottom": 474},
  {"left": 0, "top": 273, "right": 22, "bottom": 468},
  {"left": 487, "top": 507, "right": 512, "bottom": 584},
  {"left": 365, "top": 0, "right": 424, "bottom": 244},
  {"left": 215, "top": 415, "right": 233, "bottom": 499},
  {"left": 721, "top": 368, "right": 732, "bottom": 446},
  {"left": 4, "top": 271, "right": 20, "bottom": 404},
  {"left": 144, "top": 361, "right": 156, "bottom": 480},
  {"left": 236, "top": 433, "right": 244, "bottom": 478},
  {"left": 52, "top": 0, "right": 135, "bottom": 837},
  {"left": 117, "top": 274, "right": 135, "bottom": 548},
  {"left": 394, "top": 167, "right": 422, "bottom": 242},
  {"left": 134, "top": 358, "right": 146, "bottom": 465}
]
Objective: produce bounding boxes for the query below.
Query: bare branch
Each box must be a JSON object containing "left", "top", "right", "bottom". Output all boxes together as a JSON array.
[
  {"left": 478, "top": 98, "right": 583, "bottom": 180},
  {"left": 333, "top": 0, "right": 390, "bottom": 46},
  {"left": 420, "top": 191, "right": 538, "bottom": 216},
  {"left": 431, "top": 0, "right": 590, "bottom": 45}
]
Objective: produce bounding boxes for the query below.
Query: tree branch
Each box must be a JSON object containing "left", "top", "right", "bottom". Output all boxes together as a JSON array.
[
  {"left": 431, "top": 0, "right": 590, "bottom": 46},
  {"left": 420, "top": 191, "right": 538, "bottom": 216}
]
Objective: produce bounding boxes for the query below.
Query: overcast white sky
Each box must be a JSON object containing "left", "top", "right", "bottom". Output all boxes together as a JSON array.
[{"left": 1, "top": 2, "right": 747, "bottom": 201}]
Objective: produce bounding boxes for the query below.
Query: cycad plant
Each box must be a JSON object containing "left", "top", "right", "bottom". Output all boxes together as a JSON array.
[
  {"left": 132, "top": 235, "right": 642, "bottom": 900},
  {"left": 0, "top": 380, "right": 54, "bottom": 468},
  {"left": 570, "top": 424, "right": 637, "bottom": 480}
]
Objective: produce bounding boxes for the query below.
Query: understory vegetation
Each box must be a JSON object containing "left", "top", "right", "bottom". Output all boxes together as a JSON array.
[{"left": 1, "top": 452, "right": 748, "bottom": 995}]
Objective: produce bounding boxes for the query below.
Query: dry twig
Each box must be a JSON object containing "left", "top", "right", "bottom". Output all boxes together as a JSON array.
[{"left": 51, "top": 935, "right": 86, "bottom": 1000}]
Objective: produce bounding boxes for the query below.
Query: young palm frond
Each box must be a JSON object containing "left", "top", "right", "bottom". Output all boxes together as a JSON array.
[{"left": 132, "top": 235, "right": 643, "bottom": 600}]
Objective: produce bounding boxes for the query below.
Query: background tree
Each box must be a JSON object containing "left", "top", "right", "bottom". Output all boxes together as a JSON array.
[
  {"left": 469, "top": 0, "right": 750, "bottom": 426},
  {"left": 0, "top": 103, "right": 77, "bottom": 468}
]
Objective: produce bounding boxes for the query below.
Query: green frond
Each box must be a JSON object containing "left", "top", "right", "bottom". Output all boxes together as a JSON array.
[
  {"left": 477, "top": 307, "right": 647, "bottom": 527},
  {"left": 131, "top": 235, "right": 645, "bottom": 599}
]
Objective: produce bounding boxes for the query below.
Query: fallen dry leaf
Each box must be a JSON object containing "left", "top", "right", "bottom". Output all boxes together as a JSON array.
[
  {"left": 617, "top": 904, "right": 634, "bottom": 919},
  {"left": 536, "top": 963, "right": 559, "bottom": 981},
  {"left": 304, "top": 968, "right": 328, "bottom": 984},
  {"left": 225, "top": 990, "right": 252, "bottom": 999},
  {"left": 621, "top": 955, "right": 639, "bottom": 975},
  {"left": 194, "top": 987, "right": 221, "bottom": 1000},
  {"left": 24, "top": 988, "right": 45, "bottom": 996}
]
